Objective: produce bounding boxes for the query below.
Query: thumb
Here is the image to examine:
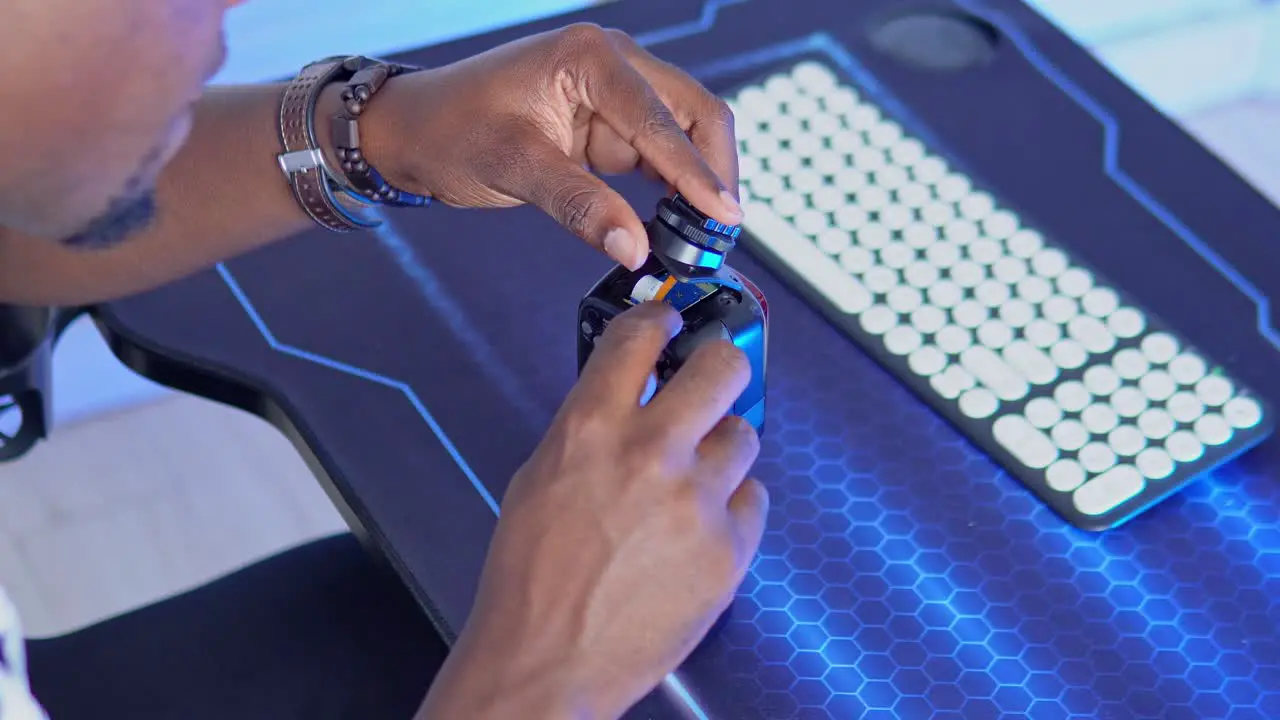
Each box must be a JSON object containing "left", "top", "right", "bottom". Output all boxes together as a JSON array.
[
  {"left": 491, "top": 128, "right": 650, "bottom": 269},
  {"left": 726, "top": 476, "right": 769, "bottom": 562}
]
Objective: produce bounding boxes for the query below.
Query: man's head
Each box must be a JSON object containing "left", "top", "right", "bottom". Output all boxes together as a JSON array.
[{"left": 1, "top": 0, "right": 240, "bottom": 247}]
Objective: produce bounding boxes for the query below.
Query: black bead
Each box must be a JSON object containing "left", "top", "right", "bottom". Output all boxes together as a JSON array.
[
  {"left": 354, "top": 160, "right": 368, "bottom": 172},
  {"left": 354, "top": 85, "right": 372, "bottom": 102},
  {"left": 348, "top": 148, "right": 362, "bottom": 162}
]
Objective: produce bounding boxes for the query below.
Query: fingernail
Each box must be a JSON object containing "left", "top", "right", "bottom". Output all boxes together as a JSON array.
[
  {"left": 603, "top": 227, "right": 642, "bottom": 270},
  {"left": 639, "top": 372, "right": 658, "bottom": 407},
  {"left": 719, "top": 190, "right": 744, "bottom": 222}
]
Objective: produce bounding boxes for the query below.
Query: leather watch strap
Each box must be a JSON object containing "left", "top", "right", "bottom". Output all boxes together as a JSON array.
[{"left": 277, "top": 57, "right": 368, "bottom": 232}]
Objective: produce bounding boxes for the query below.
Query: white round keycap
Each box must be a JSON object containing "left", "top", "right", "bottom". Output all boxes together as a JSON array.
[
  {"left": 769, "top": 114, "right": 803, "bottom": 141},
  {"left": 840, "top": 246, "right": 874, "bottom": 274},
  {"left": 958, "top": 388, "right": 998, "bottom": 418},
  {"left": 835, "top": 205, "right": 869, "bottom": 232},
  {"left": 1024, "top": 319, "right": 1061, "bottom": 349},
  {"left": 878, "top": 242, "right": 914, "bottom": 269},
  {"left": 931, "top": 365, "right": 976, "bottom": 399},
  {"left": 890, "top": 138, "right": 925, "bottom": 165},
  {"left": 1081, "top": 403, "right": 1119, "bottom": 435},
  {"left": 911, "top": 305, "right": 948, "bottom": 335},
  {"left": 1168, "top": 353, "right": 1207, "bottom": 385},
  {"left": 935, "top": 325, "right": 972, "bottom": 355},
  {"left": 926, "top": 242, "right": 962, "bottom": 269},
  {"left": 811, "top": 186, "right": 846, "bottom": 214},
  {"left": 1016, "top": 276, "right": 1053, "bottom": 304},
  {"left": 1111, "top": 387, "right": 1148, "bottom": 418},
  {"left": 999, "top": 299, "right": 1035, "bottom": 328},
  {"left": 1111, "top": 349, "right": 1149, "bottom": 380},
  {"left": 879, "top": 204, "right": 914, "bottom": 230},
  {"left": 769, "top": 151, "right": 803, "bottom": 177},
  {"left": 1137, "top": 409, "right": 1176, "bottom": 440},
  {"left": 1054, "top": 381, "right": 1091, "bottom": 412},
  {"left": 1025, "top": 397, "right": 1063, "bottom": 429},
  {"left": 795, "top": 209, "right": 830, "bottom": 237},
  {"left": 897, "top": 184, "right": 932, "bottom": 208},
  {"left": 1193, "top": 414, "right": 1232, "bottom": 446},
  {"left": 908, "top": 345, "right": 947, "bottom": 376},
  {"left": 967, "top": 241, "right": 1004, "bottom": 268},
  {"left": 1165, "top": 430, "right": 1204, "bottom": 463},
  {"left": 1051, "top": 420, "right": 1089, "bottom": 451},
  {"left": 1055, "top": 268, "right": 1093, "bottom": 298},
  {"left": 934, "top": 173, "right": 970, "bottom": 201},
  {"left": 1136, "top": 448, "right": 1174, "bottom": 480},
  {"left": 928, "top": 281, "right": 964, "bottom": 309},
  {"left": 974, "top": 281, "right": 1011, "bottom": 308},
  {"left": 1049, "top": 340, "right": 1087, "bottom": 370},
  {"left": 1078, "top": 442, "right": 1117, "bottom": 474},
  {"left": 1166, "top": 392, "right": 1205, "bottom": 424},
  {"left": 786, "top": 95, "right": 821, "bottom": 119},
  {"left": 951, "top": 262, "right": 987, "bottom": 289},
  {"left": 887, "top": 286, "right": 924, "bottom": 314},
  {"left": 976, "top": 320, "right": 1014, "bottom": 349},
  {"left": 1140, "top": 333, "right": 1179, "bottom": 364},
  {"left": 835, "top": 166, "right": 868, "bottom": 191},
  {"left": 1041, "top": 296, "right": 1078, "bottom": 324},
  {"left": 952, "top": 300, "right": 988, "bottom": 329},
  {"left": 860, "top": 305, "right": 898, "bottom": 335},
  {"left": 944, "top": 220, "right": 980, "bottom": 245},
  {"left": 1139, "top": 371, "right": 1177, "bottom": 402},
  {"left": 790, "top": 168, "right": 826, "bottom": 194},
  {"left": 959, "top": 192, "right": 995, "bottom": 220},
  {"left": 1031, "top": 248, "right": 1068, "bottom": 277},
  {"left": 1006, "top": 229, "right": 1043, "bottom": 258},
  {"left": 864, "top": 267, "right": 900, "bottom": 294},
  {"left": 1045, "top": 460, "right": 1086, "bottom": 492},
  {"left": 817, "top": 228, "right": 853, "bottom": 255},
  {"left": 857, "top": 223, "right": 891, "bottom": 249},
  {"left": 792, "top": 61, "right": 836, "bottom": 90},
  {"left": 749, "top": 172, "right": 784, "bottom": 199},
  {"left": 736, "top": 87, "right": 774, "bottom": 116},
  {"left": 812, "top": 150, "right": 846, "bottom": 177},
  {"left": 867, "top": 120, "right": 904, "bottom": 148},
  {"left": 847, "top": 105, "right": 882, "bottom": 129},
  {"left": 903, "top": 261, "right": 940, "bottom": 290},
  {"left": 1108, "top": 426, "right": 1147, "bottom": 457},
  {"left": 875, "top": 165, "right": 911, "bottom": 190},
  {"left": 1223, "top": 396, "right": 1263, "bottom": 429},
  {"left": 1081, "top": 287, "right": 1119, "bottom": 318},
  {"left": 773, "top": 191, "right": 806, "bottom": 217},
  {"left": 884, "top": 326, "right": 923, "bottom": 356},
  {"left": 822, "top": 87, "right": 859, "bottom": 113},
  {"left": 856, "top": 184, "right": 891, "bottom": 210},
  {"left": 912, "top": 156, "right": 947, "bottom": 183},
  {"left": 902, "top": 223, "right": 938, "bottom": 249},
  {"left": 1082, "top": 366, "right": 1122, "bottom": 396},
  {"left": 992, "top": 257, "right": 1028, "bottom": 285},
  {"left": 982, "top": 210, "right": 1019, "bottom": 240},
  {"left": 1107, "top": 308, "right": 1146, "bottom": 339},
  {"left": 1195, "top": 375, "right": 1233, "bottom": 407},
  {"left": 921, "top": 201, "right": 955, "bottom": 227},
  {"left": 809, "top": 114, "right": 843, "bottom": 138}
]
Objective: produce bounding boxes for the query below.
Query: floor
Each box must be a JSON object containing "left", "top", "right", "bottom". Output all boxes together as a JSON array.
[{"left": 3, "top": 3, "right": 1279, "bottom": 640}]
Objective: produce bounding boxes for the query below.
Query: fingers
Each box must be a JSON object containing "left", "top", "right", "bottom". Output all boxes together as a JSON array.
[
  {"left": 487, "top": 124, "right": 649, "bottom": 269},
  {"left": 726, "top": 477, "right": 769, "bottom": 557},
  {"left": 559, "top": 25, "right": 742, "bottom": 226},
  {"left": 644, "top": 339, "right": 751, "bottom": 440},
  {"left": 696, "top": 415, "right": 760, "bottom": 501},
  {"left": 606, "top": 29, "right": 740, "bottom": 199},
  {"left": 573, "top": 301, "right": 682, "bottom": 411}
]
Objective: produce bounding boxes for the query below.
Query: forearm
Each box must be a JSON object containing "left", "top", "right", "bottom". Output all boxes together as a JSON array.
[{"left": 0, "top": 83, "right": 345, "bottom": 306}]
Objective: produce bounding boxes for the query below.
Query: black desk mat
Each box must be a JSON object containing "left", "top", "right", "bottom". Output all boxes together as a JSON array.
[{"left": 95, "top": 1, "right": 1280, "bottom": 717}]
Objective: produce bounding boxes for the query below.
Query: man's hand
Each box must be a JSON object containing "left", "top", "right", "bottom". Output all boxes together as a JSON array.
[
  {"left": 365, "top": 23, "right": 743, "bottom": 270},
  {"left": 416, "top": 301, "right": 769, "bottom": 720}
]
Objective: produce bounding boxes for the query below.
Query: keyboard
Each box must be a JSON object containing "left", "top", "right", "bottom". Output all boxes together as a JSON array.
[{"left": 724, "top": 60, "right": 1273, "bottom": 531}]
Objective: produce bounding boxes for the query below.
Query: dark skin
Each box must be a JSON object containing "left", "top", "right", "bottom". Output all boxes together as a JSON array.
[{"left": 1, "top": 7, "right": 767, "bottom": 719}]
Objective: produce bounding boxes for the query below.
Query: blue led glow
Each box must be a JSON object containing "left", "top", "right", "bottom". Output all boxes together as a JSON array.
[{"left": 208, "top": 1, "right": 1280, "bottom": 717}]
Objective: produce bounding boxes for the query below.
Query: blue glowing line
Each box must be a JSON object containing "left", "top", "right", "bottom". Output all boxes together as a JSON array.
[
  {"left": 955, "top": 0, "right": 1278, "bottom": 355},
  {"left": 214, "top": 263, "right": 501, "bottom": 515}
]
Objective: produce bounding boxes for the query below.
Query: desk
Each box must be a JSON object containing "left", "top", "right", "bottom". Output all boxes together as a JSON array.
[{"left": 93, "top": 1, "right": 1280, "bottom": 717}]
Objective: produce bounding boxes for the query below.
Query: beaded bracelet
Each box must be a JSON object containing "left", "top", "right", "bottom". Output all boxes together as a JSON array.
[{"left": 330, "top": 57, "right": 432, "bottom": 208}]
